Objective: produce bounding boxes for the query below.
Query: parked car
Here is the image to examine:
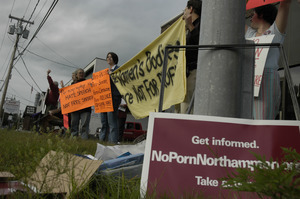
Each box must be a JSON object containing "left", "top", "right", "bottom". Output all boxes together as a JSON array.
[
  {"left": 122, "top": 121, "right": 147, "bottom": 141},
  {"left": 93, "top": 122, "right": 147, "bottom": 142}
]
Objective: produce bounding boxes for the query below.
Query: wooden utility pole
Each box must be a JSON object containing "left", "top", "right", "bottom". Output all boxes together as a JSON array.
[{"left": 0, "top": 15, "right": 34, "bottom": 125}]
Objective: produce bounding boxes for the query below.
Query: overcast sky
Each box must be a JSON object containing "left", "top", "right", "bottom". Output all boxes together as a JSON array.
[{"left": 0, "top": 0, "right": 186, "bottom": 112}]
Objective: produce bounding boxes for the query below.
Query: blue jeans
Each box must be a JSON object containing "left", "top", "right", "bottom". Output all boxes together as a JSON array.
[
  {"left": 71, "top": 111, "right": 91, "bottom": 139},
  {"left": 99, "top": 96, "right": 121, "bottom": 143}
]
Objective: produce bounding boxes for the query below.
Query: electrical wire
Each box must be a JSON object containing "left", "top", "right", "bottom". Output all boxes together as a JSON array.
[
  {"left": 0, "top": 0, "right": 16, "bottom": 74},
  {"left": 33, "top": 0, "right": 49, "bottom": 21},
  {"left": 23, "top": 0, "right": 33, "bottom": 18},
  {"left": 36, "top": 37, "right": 79, "bottom": 68},
  {"left": 0, "top": 18, "right": 11, "bottom": 57},
  {"left": 5, "top": 0, "right": 63, "bottom": 87},
  {"left": 7, "top": 89, "right": 34, "bottom": 104},
  {"left": 9, "top": 0, "right": 16, "bottom": 14},
  {"left": 24, "top": 0, "right": 41, "bottom": 31},
  {"left": 17, "top": 49, "right": 43, "bottom": 92},
  {"left": 13, "top": 65, "right": 41, "bottom": 93},
  {"left": 19, "top": 46, "right": 78, "bottom": 69},
  {"left": 0, "top": 43, "right": 13, "bottom": 81},
  {"left": 18, "top": 0, "right": 60, "bottom": 57},
  {"left": 27, "top": 0, "right": 40, "bottom": 22}
]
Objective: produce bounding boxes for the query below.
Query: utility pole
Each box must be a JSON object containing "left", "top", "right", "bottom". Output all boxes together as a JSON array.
[
  {"left": 194, "top": 0, "right": 254, "bottom": 118},
  {"left": 0, "top": 15, "right": 33, "bottom": 126}
]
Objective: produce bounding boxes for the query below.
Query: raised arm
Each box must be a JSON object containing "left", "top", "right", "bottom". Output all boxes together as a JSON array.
[
  {"left": 275, "top": 0, "right": 292, "bottom": 34},
  {"left": 60, "top": 80, "right": 64, "bottom": 88}
]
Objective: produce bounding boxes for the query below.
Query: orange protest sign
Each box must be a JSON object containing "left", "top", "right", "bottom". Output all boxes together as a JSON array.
[
  {"left": 92, "top": 69, "right": 113, "bottom": 113},
  {"left": 60, "top": 79, "right": 94, "bottom": 114},
  {"left": 246, "top": 0, "right": 283, "bottom": 10}
]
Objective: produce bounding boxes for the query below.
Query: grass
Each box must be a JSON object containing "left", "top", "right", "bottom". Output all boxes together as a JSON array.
[
  {"left": 0, "top": 129, "right": 97, "bottom": 176},
  {"left": 0, "top": 129, "right": 208, "bottom": 198},
  {"left": 0, "top": 128, "right": 144, "bottom": 199}
]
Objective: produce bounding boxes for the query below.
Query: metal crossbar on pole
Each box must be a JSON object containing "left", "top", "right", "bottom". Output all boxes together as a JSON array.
[
  {"left": 158, "top": 43, "right": 300, "bottom": 120},
  {"left": 280, "top": 46, "right": 300, "bottom": 120}
]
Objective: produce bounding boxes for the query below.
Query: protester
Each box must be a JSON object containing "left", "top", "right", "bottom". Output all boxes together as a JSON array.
[
  {"left": 71, "top": 70, "right": 78, "bottom": 84},
  {"left": 45, "top": 69, "right": 59, "bottom": 112},
  {"left": 70, "top": 69, "right": 91, "bottom": 139},
  {"left": 99, "top": 52, "right": 122, "bottom": 144},
  {"left": 60, "top": 70, "right": 78, "bottom": 130},
  {"left": 38, "top": 69, "right": 59, "bottom": 132},
  {"left": 118, "top": 98, "right": 128, "bottom": 143},
  {"left": 245, "top": 0, "right": 292, "bottom": 119},
  {"left": 177, "top": 0, "right": 202, "bottom": 114}
]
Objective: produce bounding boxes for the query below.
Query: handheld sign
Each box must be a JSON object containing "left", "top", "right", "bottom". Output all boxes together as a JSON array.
[
  {"left": 92, "top": 69, "right": 113, "bottom": 113},
  {"left": 60, "top": 79, "right": 93, "bottom": 114}
]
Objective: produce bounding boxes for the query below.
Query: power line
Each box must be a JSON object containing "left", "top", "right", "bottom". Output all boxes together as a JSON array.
[
  {"left": 9, "top": 0, "right": 16, "bottom": 14},
  {"left": 0, "top": 0, "right": 16, "bottom": 73},
  {"left": 13, "top": 66, "right": 40, "bottom": 93},
  {"left": 0, "top": 43, "right": 13, "bottom": 81},
  {"left": 19, "top": 46, "right": 78, "bottom": 69},
  {"left": 36, "top": 37, "right": 79, "bottom": 68},
  {"left": 23, "top": 0, "right": 33, "bottom": 18},
  {"left": 1, "top": 1, "right": 60, "bottom": 121},
  {"left": 0, "top": 18, "right": 11, "bottom": 57},
  {"left": 11, "top": 0, "right": 63, "bottom": 76},
  {"left": 27, "top": 0, "right": 40, "bottom": 22},
  {"left": 33, "top": 0, "right": 49, "bottom": 21},
  {"left": 7, "top": 89, "right": 34, "bottom": 104},
  {"left": 1, "top": 0, "right": 61, "bottom": 94},
  {"left": 18, "top": 49, "right": 43, "bottom": 92},
  {"left": 0, "top": 28, "right": 22, "bottom": 121},
  {"left": 24, "top": 0, "right": 41, "bottom": 31},
  {"left": 18, "top": 0, "right": 60, "bottom": 58}
]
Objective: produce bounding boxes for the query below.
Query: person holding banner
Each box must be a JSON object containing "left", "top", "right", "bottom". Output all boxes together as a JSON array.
[
  {"left": 70, "top": 69, "right": 91, "bottom": 139},
  {"left": 99, "top": 52, "right": 122, "bottom": 144},
  {"left": 179, "top": 0, "right": 202, "bottom": 114},
  {"left": 245, "top": 0, "right": 292, "bottom": 119}
]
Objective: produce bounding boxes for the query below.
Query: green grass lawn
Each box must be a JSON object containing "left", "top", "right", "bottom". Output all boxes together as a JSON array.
[{"left": 0, "top": 129, "right": 143, "bottom": 199}]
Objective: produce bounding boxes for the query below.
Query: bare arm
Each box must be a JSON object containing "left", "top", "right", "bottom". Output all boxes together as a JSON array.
[{"left": 275, "top": 0, "right": 292, "bottom": 34}]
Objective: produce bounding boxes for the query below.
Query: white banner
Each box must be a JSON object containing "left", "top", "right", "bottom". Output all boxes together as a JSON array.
[{"left": 246, "top": 35, "right": 275, "bottom": 97}]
